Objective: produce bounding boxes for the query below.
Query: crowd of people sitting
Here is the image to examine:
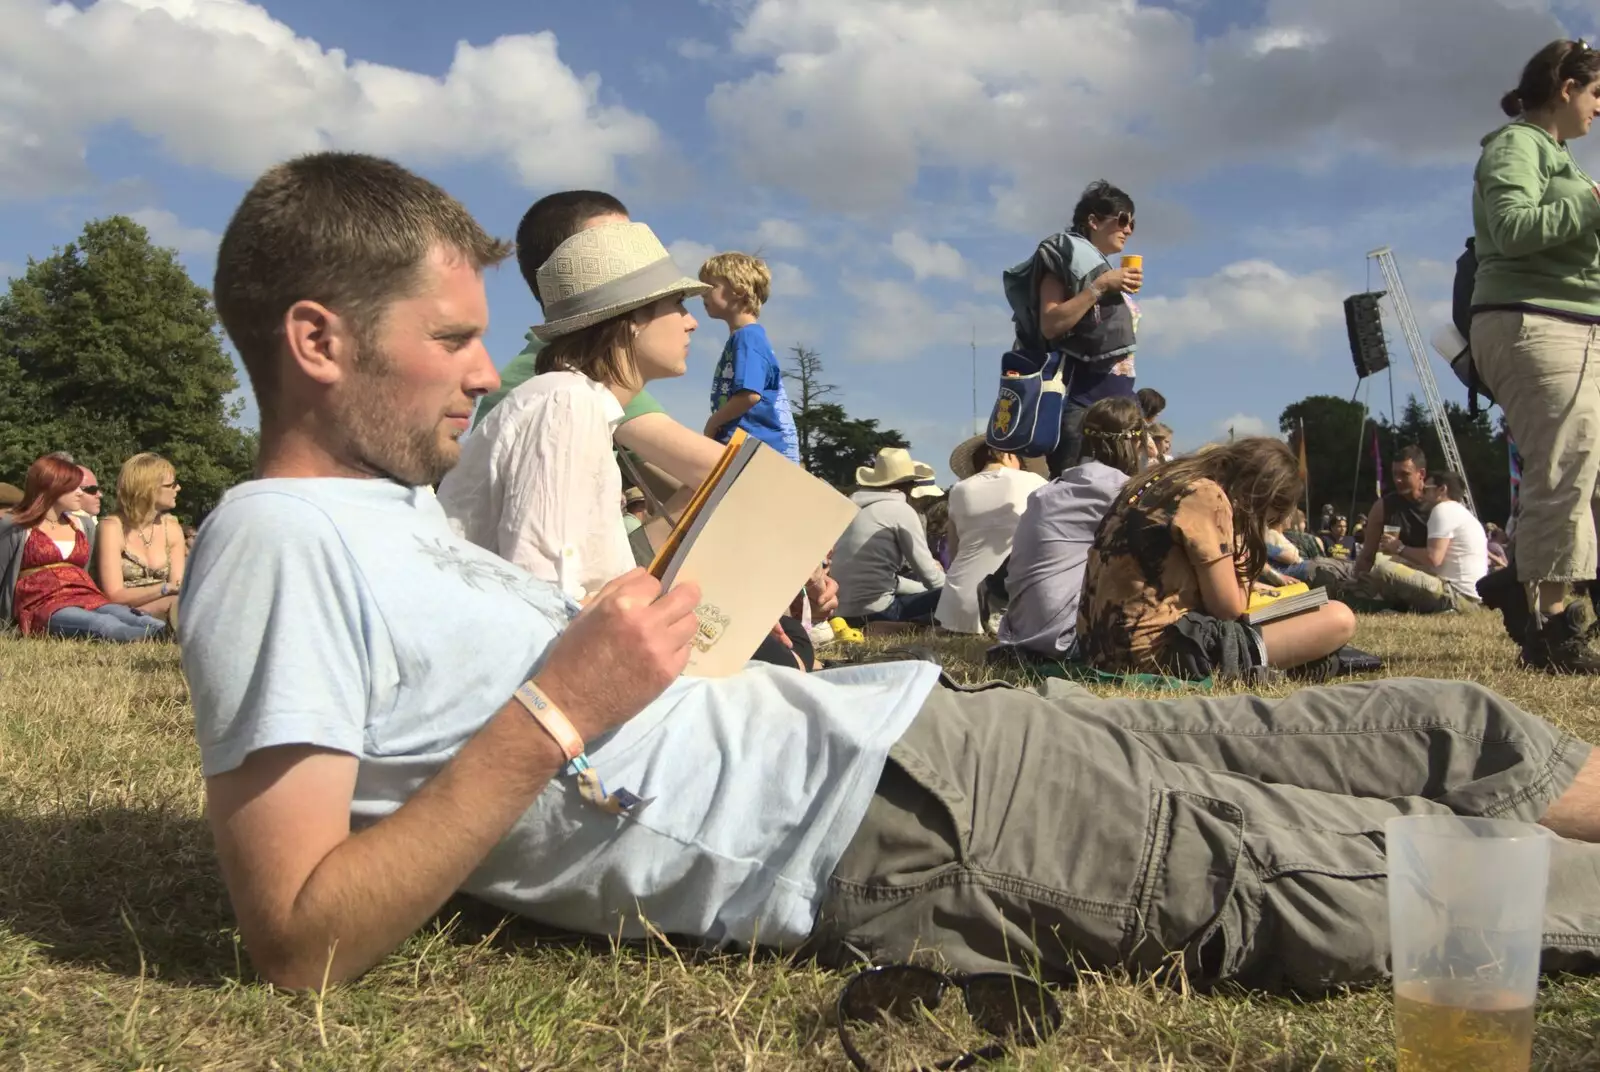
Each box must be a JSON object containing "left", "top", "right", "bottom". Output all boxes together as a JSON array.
[
  {"left": 10, "top": 34, "right": 1600, "bottom": 1015},
  {"left": 1, "top": 450, "right": 191, "bottom": 642}
]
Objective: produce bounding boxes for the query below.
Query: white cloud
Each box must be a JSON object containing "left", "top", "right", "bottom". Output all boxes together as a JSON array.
[
  {"left": 770, "top": 260, "right": 812, "bottom": 296},
  {"left": 667, "top": 239, "right": 716, "bottom": 273},
  {"left": 705, "top": 0, "right": 1575, "bottom": 228},
  {"left": 1136, "top": 260, "right": 1347, "bottom": 358},
  {"left": 129, "top": 207, "right": 218, "bottom": 256},
  {"left": 675, "top": 38, "right": 717, "bottom": 61},
  {"left": 889, "top": 230, "right": 966, "bottom": 282},
  {"left": 0, "top": 0, "right": 660, "bottom": 198},
  {"left": 1215, "top": 414, "right": 1273, "bottom": 442},
  {"left": 844, "top": 277, "right": 1011, "bottom": 363},
  {"left": 753, "top": 217, "right": 807, "bottom": 249}
]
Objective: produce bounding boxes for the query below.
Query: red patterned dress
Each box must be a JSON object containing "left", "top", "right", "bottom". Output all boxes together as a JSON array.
[{"left": 13, "top": 525, "right": 109, "bottom": 636}]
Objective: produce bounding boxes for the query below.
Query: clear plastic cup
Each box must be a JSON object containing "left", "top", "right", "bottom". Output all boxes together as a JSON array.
[{"left": 1386, "top": 815, "right": 1553, "bottom": 1072}]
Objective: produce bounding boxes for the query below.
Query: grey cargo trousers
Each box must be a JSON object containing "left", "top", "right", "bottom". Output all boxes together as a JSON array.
[{"left": 808, "top": 678, "right": 1600, "bottom": 993}]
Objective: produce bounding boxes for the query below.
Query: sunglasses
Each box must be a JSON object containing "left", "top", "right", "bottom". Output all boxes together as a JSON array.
[
  {"left": 80, "top": 485, "right": 100, "bottom": 495},
  {"left": 836, "top": 964, "right": 1063, "bottom": 1071},
  {"left": 1094, "top": 211, "right": 1135, "bottom": 233}
]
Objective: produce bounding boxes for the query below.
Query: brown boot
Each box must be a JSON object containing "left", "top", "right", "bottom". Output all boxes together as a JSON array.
[{"left": 1520, "top": 597, "right": 1600, "bottom": 675}]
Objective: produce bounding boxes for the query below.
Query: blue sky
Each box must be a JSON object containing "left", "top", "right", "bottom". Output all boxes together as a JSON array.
[{"left": 3, "top": 0, "right": 1597, "bottom": 481}]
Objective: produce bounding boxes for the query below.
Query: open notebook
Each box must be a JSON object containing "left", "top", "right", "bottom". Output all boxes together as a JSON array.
[{"left": 648, "top": 431, "right": 859, "bottom": 677}]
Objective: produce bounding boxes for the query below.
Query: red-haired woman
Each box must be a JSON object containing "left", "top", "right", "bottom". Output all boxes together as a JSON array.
[{"left": 0, "top": 455, "right": 166, "bottom": 641}]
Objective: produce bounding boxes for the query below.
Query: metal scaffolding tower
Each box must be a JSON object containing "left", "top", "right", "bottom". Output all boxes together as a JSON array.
[{"left": 1367, "top": 246, "right": 1478, "bottom": 515}]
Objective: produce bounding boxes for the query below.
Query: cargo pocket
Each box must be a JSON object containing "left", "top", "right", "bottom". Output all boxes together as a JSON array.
[{"left": 1124, "top": 788, "right": 1251, "bottom": 985}]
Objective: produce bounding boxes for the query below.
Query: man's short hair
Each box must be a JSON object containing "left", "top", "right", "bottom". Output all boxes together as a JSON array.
[
  {"left": 1395, "top": 444, "right": 1428, "bottom": 470},
  {"left": 514, "top": 191, "right": 629, "bottom": 306},
  {"left": 213, "top": 152, "right": 512, "bottom": 424},
  {"left": 1427, "top": 469, "right": 1466, "bottom": 501},
  {"left": 699, "top": 252, "right": 772, "bottom": 316}
]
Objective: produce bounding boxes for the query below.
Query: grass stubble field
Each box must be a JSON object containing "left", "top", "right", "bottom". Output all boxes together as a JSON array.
[{"left": 4, "top": 613, "right": 1600, "bottom": 1070}]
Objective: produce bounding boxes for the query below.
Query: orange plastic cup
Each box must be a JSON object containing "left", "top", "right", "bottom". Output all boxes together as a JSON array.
[{"left": 1121, "top": 254, "right": 1142, "bottom": 292}]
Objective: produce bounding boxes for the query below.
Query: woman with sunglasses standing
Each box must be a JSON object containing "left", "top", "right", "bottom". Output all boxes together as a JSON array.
[
  {"left": 1002, "top": 180, "right": 1143, "bottom": 477},
  {"left": 1471, "top": 39, "right": 1600, "bottom": 674}
]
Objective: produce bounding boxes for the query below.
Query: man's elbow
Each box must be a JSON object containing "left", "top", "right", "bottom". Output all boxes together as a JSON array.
[{"left": 246, "top": 931, "right": 366, "bottom": 990}]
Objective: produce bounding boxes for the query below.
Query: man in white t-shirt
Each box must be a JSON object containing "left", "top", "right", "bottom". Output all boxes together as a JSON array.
[{"left": 1369, "top": 470, "right": 1489, "bottom": 613}]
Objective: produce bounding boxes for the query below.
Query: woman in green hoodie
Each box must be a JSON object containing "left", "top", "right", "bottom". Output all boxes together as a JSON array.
[{"left": 1472, "top": 38, "right": 1600, "bottom": 674}]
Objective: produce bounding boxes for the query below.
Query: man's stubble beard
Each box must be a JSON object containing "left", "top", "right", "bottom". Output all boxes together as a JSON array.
[{"left": 338, "top": 338, "right": 460, "bottom": 488}]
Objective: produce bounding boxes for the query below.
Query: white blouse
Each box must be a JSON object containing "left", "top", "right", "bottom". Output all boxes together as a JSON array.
[{"left": 437, "top": 370, "right": 632, "bottom": 602}]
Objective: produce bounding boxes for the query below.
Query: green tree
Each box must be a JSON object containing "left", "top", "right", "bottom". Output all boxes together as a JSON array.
[
  {"left": 1279, "top": 394, "right": 1385, "bottom": 524},
  {"left": 0, "top": 215, "right": 255, "bottom": 521},
  {"left": 783, "top": 346, "right": 909, "bottom": 488}
]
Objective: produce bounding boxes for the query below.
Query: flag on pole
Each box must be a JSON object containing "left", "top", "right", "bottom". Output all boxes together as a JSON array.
[
  {"left": 1370, "top": 427, "right": 1384, "bottom": 500},
  {"left": 1296, "top": 419, "right": 1309, "bottom": 482}
]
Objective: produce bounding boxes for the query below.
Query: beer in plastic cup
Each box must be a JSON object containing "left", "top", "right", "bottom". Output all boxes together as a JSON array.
[
  {"left": 1120, "top": 254, "right": 1142, "bottom": 292},
  {"left": 1386, "top": 815, "right": 1552, "bottom": 1072},
  {"left": 1384, "top": 525, "right": 1402, "bottom": 538}
]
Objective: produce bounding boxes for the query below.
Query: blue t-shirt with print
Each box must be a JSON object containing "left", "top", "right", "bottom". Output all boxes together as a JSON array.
[
  {"left": 710, "top": 323, "right": 801, "bottom": 461},
  {"left": 178, "top": 478, "right": 937, "bottom": 950}
]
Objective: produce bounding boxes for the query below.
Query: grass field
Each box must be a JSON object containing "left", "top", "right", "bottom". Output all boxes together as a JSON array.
[{"left": 4, "top": 613, "right": 1600, "bottom": 1070}]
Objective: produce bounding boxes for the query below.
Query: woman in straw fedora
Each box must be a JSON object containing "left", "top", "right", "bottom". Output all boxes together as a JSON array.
[
  {"left": 437, "top": 221, "right": 707, "bottom": 603},
  {"left": 934, "top": 437, "right": 1048, "bottom": 634},
  {"left": 830, "top": 447, "right": 947, "bottom": 625}
]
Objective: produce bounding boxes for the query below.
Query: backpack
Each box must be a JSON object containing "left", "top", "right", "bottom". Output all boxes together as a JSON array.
[
  {"left": 1449, "top": 237, "right": 1495, "bottom": 416},
  {"left": 984, "top": 349, "right": 1069, "bottom": 457}
]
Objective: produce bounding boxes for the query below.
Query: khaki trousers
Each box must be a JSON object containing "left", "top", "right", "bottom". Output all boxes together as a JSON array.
[
  {"left": 808, "top": 678, "right": 1600, "bottom": 994},
  {"left": 1472, "top": 309, "right": 1600, "bottom": 583}
]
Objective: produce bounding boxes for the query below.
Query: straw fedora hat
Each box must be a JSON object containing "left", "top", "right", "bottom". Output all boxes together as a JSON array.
[
  {"left": 909, "top": 479, "right": 945, "bottom": 500},
  {"left": 533, "top": 222, "right": 710, "bottom": 341},
  {"left": 856, "top": 447, "right": 936, "bottom": 488},
  {"left": 948, "top": 435, "right": 1049, "bottom": 481}
]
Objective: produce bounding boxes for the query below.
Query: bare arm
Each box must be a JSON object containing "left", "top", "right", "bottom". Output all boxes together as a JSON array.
[
  {"left": 1195, "top": 555, "right": 1248, "bottom": 621},
  {"left": 93, "top": 518, "right": 171, "bottom": 609},
  {"left": 166, "top": 515, "right": 186, "bottom": 587},
  {"left": 1394, "top": 537, "right": 1448, "bottom": 572},
  {"left": 1037, "top": 272, "right": 1101, "bottom": 343},
  {"left": 1354, "top": 501, "right": 1386, "bottom": 576},
  {"left": 206, "top": 709, "right": 563, "bottom": 988},
  {"left": 204, "top": 570, "right": 701, "bottom": 988},
  {"left": 705, "top": 391, "right": 759, "bottom": 440},
  {"left": 613, "top": 411, "right": 724, "bottom": 490}
]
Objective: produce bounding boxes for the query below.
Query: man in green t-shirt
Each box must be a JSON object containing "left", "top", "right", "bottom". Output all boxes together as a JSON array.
[{"left": 472, "top": 192, "right": 722, "bottom": 494}]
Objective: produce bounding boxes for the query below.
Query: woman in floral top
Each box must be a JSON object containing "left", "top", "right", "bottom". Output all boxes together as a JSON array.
[{"left": 1078, "top": 438, "right": 1355, "bottom": 680}]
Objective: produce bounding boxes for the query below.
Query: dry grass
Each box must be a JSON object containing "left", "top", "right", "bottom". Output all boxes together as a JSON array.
[{"left": 3, "top": 613, "right": 1600, "bottom": 1070}]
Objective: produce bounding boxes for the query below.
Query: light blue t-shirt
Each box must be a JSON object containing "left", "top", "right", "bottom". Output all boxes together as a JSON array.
[
  {"left": 709, "top": 323, "right": 801, "bottom": 462},
  {"left": 179, "top": 479, "right": 938, "bottom": 949}
]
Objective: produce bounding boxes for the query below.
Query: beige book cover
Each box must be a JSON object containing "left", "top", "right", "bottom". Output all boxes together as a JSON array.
[{"left": 651, "top": 437, "right": 858, "bottom": 677}]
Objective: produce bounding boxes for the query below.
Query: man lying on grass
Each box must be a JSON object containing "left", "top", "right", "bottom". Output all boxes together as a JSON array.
[{"left": 182, "top": 151, "right": 1600, "bottom": 996}]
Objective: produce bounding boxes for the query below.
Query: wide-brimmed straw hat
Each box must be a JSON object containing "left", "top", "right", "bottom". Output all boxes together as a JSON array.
[
  {"left": 948, "top": 435, "right": 1050, "bottom": 481},
  {"left": 856, "top": 447, "right": 936, "bottom": 488},
  {"left": 0, "top": 481, "right": 21, "bottom": 509},
  {"left": 533, "top": 222, "right": 710, "bottom": 341}
]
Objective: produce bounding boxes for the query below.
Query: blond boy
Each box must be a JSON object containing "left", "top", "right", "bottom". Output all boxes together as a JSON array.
[{"left": 699, "top": 253, "right": 801, "bottom": 462}]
